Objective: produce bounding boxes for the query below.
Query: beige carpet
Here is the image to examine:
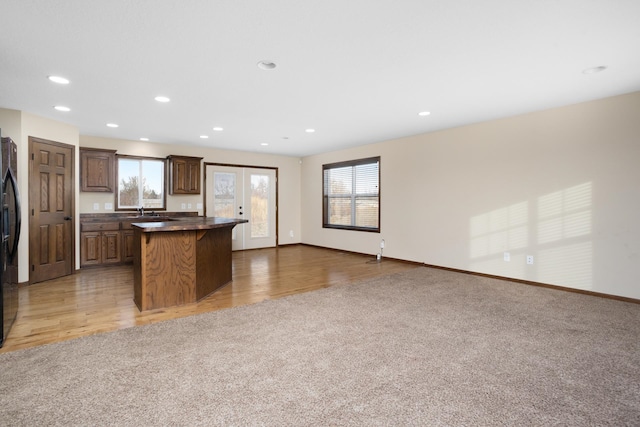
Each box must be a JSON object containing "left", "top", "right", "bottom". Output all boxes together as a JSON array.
[{"left": 1, "top": 267, "right": 639, "bottom": 426}]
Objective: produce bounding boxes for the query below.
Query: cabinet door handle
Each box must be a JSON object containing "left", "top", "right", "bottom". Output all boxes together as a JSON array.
[{"left": 64, "top": 216, "right": 73, "bottom": 221}]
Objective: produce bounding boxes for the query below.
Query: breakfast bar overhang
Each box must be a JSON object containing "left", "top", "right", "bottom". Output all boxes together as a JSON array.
[{"left": 132, "top": 217, "right": 248, "bottom": 311}]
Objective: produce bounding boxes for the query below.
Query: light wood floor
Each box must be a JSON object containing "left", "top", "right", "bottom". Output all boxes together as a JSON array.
[{"left": 1, "top": 245, "right": 419, "bottom": 353}]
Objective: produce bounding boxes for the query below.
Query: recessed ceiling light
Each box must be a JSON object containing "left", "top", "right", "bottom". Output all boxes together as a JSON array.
[
  {"left": 261, "top": 143, "right": 269, "bottom": 146},
  {"left": 418, "top": 111, "right": 431, "bottom": 116},
  {"left": 305, "top": 129, "right": 315, "bottom": 133},
  {"left": 154, "top": 96, "right": 170, "bottom": 103},
  {"left": 582, "top": 66, "right": 607, "bottom": 74},
  {"left": 200, "top": 135, "right": 209, "bottom": 139},
  {"left": 54, "top": 106, "right": 70, "bottom": 112},
  {"left": 140, "top": 137, "right": 149, "bottom": 141},
  {"left": 106, "top": 123, "right": 119, "bottom": 128},
  {"left": 48, "top": 75, "right": 70, "bottom": 84},
  {"left": 213, "top": 127, "right": 224, "bottom": 131},
  {"left": 257, "top": 60, "right": 277, "bottom": 70}
]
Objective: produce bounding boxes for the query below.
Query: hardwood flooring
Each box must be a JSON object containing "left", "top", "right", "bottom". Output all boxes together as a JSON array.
[{"left": 0, "top": 245, "right": 419, "bottom": 353}]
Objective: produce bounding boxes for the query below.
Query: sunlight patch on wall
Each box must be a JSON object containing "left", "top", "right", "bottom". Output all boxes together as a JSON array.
[
  {"left": 467, "top": 181, "right": 593, "bottom": 290},
  {"left": 537, "top": 242, "right": 593, "bottom": 289},
  {"left": 469, "top": 201, "right": 528, "bottom": 258},
  {"left": 536, "top": 182, "right": 593, "bottom": 289},
  {"left": 538, "top": 182, "right": 592, "bottom": 244}
]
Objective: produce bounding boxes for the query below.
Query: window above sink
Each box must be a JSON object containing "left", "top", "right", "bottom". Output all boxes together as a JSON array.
[{"left": 116, "top": 155, "right": 166, "bottom": 211}]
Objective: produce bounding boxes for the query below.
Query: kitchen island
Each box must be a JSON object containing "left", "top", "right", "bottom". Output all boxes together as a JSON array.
[{"left": 132, "top": 217, "right": 248, "bottom": 311}]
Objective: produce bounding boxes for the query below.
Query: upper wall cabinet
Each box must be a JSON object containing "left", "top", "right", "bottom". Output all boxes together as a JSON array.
[
  {"left": 168, "top": 155, "right": 203, "bottom": 195},
  {"left": 80, "top": 147, "right": 117, "bottom": 192}
]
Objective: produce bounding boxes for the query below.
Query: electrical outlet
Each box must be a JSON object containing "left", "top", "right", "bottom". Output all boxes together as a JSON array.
[
  {"left": 289, "top": 230, "right": 294, "bottom": 238},
  {"left": 104, "top": 202, "right": 113, "bottom": 210},
  {"left": 196, "top": 203, "right": 203, "bottom": 209},
  {"left": 527, "top": 255, "right": 534, "bottom": 265},
  {"left": 380, "top": 239, "right": 385, "bottom": 249},
  {"left": 187, "top": 203, "right": 192, "bottom": 209},
  {"left": 181, "top": 203, "right": 186, "bottom": 209},
  {"left": 504, "top": 252, "right": 510, "bottom": 262},
  {"left": 93, "top": 203, "right": 99, "bottom": 211}
]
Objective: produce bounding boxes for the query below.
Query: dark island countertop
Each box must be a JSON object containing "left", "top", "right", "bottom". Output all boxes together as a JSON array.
[{"left": 131, "top": 217, "right": 248, "bottom": 232}]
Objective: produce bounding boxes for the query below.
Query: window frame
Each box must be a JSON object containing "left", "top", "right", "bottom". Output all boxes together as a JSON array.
[
  {"left": 322, "top": 156, "right": 380, "bottom": 233},
  {"left": 115, "top": 154, "right": 167, "bottom": 211}
]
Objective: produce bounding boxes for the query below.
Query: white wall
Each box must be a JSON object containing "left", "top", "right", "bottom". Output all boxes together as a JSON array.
[
  {"left": 0, "top": 109, "right": 21, "bottom": 143},
  {"left": 301, "top": 92, "right": 640, "bottom": 299}
]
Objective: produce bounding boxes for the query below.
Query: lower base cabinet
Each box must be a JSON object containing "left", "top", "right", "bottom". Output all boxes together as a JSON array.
[
  {"left": 80, "top": 230, "right": 122, "bottom": 266},
  {"left": 80, "top": 219, "right": 140, "bottom": 267},
  {"left": 80, "top": 214, "right": 197, "bottom": 268}
]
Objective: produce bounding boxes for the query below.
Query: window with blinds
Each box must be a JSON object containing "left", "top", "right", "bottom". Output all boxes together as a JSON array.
[{"left": 323, "top": 156, "right": 380, "bottom": 232}]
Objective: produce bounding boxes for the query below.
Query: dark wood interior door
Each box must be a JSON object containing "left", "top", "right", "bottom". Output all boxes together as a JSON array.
[{"left": 29, "top": 137, "right": 74, "bottom": 284}]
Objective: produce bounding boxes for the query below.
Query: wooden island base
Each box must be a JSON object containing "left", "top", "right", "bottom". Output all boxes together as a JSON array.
[{"left": 132, "top": 217, "right": 247, "bottom": 311}]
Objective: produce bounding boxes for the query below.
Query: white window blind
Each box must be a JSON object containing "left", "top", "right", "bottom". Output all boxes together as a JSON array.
[{"left": 323, "top": 157, "right": 380, "bottom": 232}]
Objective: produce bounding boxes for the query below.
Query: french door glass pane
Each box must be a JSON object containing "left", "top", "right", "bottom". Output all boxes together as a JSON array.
[
  {"left": 250, "top": 174, "right": 269, "bottom": 238},
  {"left": 213, "top": 172, "right": 235, "bottom": 218}
]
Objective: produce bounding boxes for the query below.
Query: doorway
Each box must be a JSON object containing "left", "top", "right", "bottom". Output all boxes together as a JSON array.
[
  {"left": 205, "top": 164, "right": 277, "bottom": 250},
  {"left": 28, "top": 137, "right": 75, "bottom": 284}
]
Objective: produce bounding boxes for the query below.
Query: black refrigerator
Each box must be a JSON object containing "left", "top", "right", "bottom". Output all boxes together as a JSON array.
[{"left": 0, "top": 130, "right": 21, "bottom": 347}]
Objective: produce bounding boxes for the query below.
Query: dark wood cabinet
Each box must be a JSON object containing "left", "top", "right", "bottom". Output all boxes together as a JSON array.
[
  {"left": 80, "top": 222, "right": 121, "bottom": 266},
  {"left": 168, "top": 155, "right": 202, "bottom": 194},
  {"left": 80, "top": 221, "right": 136, "bottom": 266},
  {"left": 102, "top": 230, "right": 122, "bottom": 264},
  {"left": 80, "top": 148, "right": 117, "bottom": 192},
  {"left": 80, "top": 231, "right": 103, "bottom": 266}
]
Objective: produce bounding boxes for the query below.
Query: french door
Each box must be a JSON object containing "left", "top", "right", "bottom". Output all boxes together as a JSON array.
[{"left": 205, "top": 165, "right": 277, "bottom": 250}]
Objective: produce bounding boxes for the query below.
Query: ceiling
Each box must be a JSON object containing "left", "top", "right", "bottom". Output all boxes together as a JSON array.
[{"left": 1, "top": 1, "right": 639, "bottom": 157}]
